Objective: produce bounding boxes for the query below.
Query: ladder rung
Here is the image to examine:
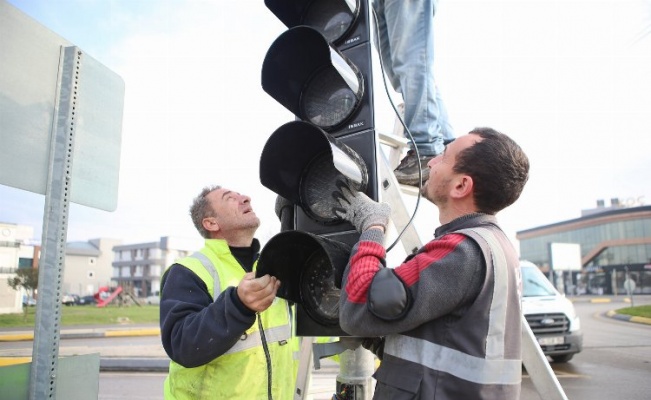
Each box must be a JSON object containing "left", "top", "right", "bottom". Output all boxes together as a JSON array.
[{"left": 378, "top": 132, "right": 410, "bottom": 149}]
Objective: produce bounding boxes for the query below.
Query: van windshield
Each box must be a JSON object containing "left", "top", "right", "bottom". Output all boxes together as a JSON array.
[{"left": 522, "top": 266, "right": 558, "bottom": 297}]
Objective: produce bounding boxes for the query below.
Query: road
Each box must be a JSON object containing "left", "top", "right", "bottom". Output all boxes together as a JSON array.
[
  {"left": 99, "top": 297, "right": 651, "bottom": 400},
  {"left": 519, "top": 298, "right": 651, "bottom": 400},
  {"left": 3, "top": 296, "right": 650, "bottom": 399}
]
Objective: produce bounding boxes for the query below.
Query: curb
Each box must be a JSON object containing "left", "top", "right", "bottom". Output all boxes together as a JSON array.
[
  {"left": 606, "top": 310, "right": 651, "bottom": 325},
  {"left": 0, "top": 326, "right": 164, "bottom": 370},
  {"left": 0, "top": 356, "right": 169, "bottom": 372},
  {"left": 0, "top": 327, "right": 160, "bottom": 342}
]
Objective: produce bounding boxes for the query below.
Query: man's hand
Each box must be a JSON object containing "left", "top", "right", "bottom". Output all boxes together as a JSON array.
[
  {"left": 332, "top": 180, "right": 391, "bottom": 233},
  {"left": 237, "top": 272, "right": 280, "bottom": 312}
]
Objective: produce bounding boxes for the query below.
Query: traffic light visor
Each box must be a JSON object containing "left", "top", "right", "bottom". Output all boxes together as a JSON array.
[
  {"left": 256, "top": 230, "right": 352, "bottom": 326},
  {"left": 259, "top": 121, "right": 368, "bottom": 223},
  {"left": 265, "top": 0, "right": 360, "bottom": 44},
  {"left": 262, "top": 26, "right": 364, "bottom": 131}
]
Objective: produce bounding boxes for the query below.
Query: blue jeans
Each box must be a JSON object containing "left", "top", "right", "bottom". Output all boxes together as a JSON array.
[{"left": 372, "top": 0, "right": 455, "bottom": 157}]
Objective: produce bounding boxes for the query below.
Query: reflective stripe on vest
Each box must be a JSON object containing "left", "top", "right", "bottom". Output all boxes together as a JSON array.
[
  {"left": 464, "top": 227, "right": 509, "bottom": 359},
  {"left": 190, "top": 251, "right": 220, "bottom": 301},
  {"left": 224, "top": 323, "right": 292, "bottom": 355},
  {"left": 188, "top": 251, "right": 292, "bottom": 356},
  {"left": 384, "top": 335, "right": 521, "bottom": 385},
  {"left": 384, "top": 226, "right": 520, "bottom": 385}
]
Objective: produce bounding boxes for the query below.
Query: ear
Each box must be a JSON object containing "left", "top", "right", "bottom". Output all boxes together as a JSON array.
[
  {"left": 202, "top": 217, "right": 221, "bottom": 235},
  {"left": 450, "top": 175, "right": 474, "bottom": 199}
]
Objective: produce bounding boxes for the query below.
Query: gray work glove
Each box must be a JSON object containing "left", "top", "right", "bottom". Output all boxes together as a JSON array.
[{"left": 332, "top": 180, "right": 391, "bottom": 232}]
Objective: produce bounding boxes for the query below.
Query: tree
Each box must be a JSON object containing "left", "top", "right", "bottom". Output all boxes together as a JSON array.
[{"left": 7, "top": 267, "right": 39, "bottom": 299}]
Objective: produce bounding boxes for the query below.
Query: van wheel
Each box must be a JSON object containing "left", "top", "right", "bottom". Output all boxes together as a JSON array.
[{"left": 551, "top": 354, "right": 574, "bottom": 363}]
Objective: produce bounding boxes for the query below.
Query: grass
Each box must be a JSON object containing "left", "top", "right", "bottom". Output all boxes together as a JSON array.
[
  {"left": 0, "top": 305, "right": 160, "bottom": 329},
  {"left": 616, "top": 304, "right": 651, "bottom": 319},
  {"left": 2, "top": 303, "right": 649, "bottom": 330}
]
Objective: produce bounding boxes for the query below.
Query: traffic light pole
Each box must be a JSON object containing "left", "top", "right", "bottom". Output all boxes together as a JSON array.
[{"left": 295, "top": 337, "right": 374, "bottom": 400}]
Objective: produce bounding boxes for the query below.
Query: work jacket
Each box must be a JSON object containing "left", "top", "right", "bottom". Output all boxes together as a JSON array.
[
  {"left": 163, "top": 239, "right": 296, "bottom": 399},
  {"left": 340, "top": 214, "right": 522, "bottom": 399},
  {"left": 378, "top": 225, "right": 522, "bottom": 399}
]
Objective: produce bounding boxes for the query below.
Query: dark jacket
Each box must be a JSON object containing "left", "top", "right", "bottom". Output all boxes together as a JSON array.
[
  {"left": 159, "top": 240, "right": 259, "bottom": 367},
  {"left": 340, "top": 213, "right": 522, "bottom": 399}
]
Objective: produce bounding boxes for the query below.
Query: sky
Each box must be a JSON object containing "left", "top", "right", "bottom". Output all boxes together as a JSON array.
[{"left": 1, "top": 0, "right": 650, "bottom": 263}]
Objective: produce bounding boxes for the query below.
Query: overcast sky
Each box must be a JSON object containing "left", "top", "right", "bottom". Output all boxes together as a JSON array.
[{"left": 1, "top": 0, "right": 650, "bottom": 262}]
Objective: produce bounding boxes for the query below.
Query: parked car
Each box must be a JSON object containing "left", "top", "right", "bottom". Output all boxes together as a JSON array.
[
  {"left": 62, "top": 294, "right": 79, "bottom": 306},
  {"left": 22, "top": 295, "right": 37, "bottom": 307},
  {"left": 77, "top": 295, "right": 97, "bottom": 306},
  {"left": 145, "top": 291, "right": 160, "bottom": 305},
  {"left": 521, "top": 260, "right": 583, "bottom": 363}
]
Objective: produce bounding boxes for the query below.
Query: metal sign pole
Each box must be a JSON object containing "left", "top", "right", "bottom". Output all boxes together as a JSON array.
[{"left": 29, "top": 46, "right": 81, "bottom": 400}]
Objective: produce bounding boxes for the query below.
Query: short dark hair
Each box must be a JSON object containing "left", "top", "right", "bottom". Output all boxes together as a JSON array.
[
  {"left": 189, "top": 185, "right": 221, "bottom": 238},
  {"left": 454, "top": 127, "right": 529, "bottom": 214}
]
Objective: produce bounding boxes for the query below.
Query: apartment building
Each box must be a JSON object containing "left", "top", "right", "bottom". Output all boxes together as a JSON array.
[{"left": 112, "top": 236, "right": 202, "bottom": 298}]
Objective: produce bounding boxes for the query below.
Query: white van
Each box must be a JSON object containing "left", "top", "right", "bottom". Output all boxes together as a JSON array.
[{"left": 521, "top": 260, "right": 583, "bottom": 363}]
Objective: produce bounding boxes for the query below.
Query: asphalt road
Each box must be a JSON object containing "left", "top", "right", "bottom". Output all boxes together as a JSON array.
[
  {"left": 96, "top": 296, "right": 651, "bottom": 400},
  {"left": 2, "top": 295, "right": 649, "bottom": 399}
]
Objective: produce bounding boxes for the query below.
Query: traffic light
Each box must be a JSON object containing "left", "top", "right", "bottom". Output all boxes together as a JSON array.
[{"left": 258, "top": 0, "right": 377, "bottom": 336}]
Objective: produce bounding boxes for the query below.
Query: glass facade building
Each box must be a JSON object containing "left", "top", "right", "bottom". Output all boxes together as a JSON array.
[{"left": 516, "top": 205, "right": 651, "bottom": 295}]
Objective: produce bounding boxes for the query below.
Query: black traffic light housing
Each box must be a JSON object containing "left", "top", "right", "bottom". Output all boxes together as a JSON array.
[
  {"left": 259, "top": 0, "right": 376, "bottom": 337},
  {"left": 264, "top": 0, "right": 370, "bottom": 51},
  {"left": 262, "top": 26, "right": 374, "bottom": 137},
  {"left": 257, "top": 230, "right": 352, "bottom": 337},
  {"left": 260, "top": 121, "right": 369, "bottom": 225}
]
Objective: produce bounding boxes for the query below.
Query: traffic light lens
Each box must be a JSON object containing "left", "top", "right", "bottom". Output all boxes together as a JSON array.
[
  {"left": 300, "top": 249, "right": 340, "bottom": 326},
  {"left": 304, "top": 1, "right": 355, "bottom": 43},
  {"left": 303, "top": 68, "right": 358, "bottom": 129},
  {"left": 301, "top": 151, "right": 344, "bottom": 223}
]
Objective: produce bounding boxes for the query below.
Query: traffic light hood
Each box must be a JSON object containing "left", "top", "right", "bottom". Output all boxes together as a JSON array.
[
  {"left": 264, "top": 0, "right": 361, "bottom": 46},
  {"left": 257, "top": 230, "right": 352, "bottom": 326},
  {"left": 261, "top": 26, "right": 364, "bottom": 132},
  {"left": 259, "top": 120, "right": 368, "bottom": 223}
]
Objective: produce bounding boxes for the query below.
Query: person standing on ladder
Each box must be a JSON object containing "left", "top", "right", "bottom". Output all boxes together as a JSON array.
[
  {"left": 334, "top": 128, "right": 530, "bottom": 399},
  {"left": 373, "top": 0, "right": 456, "bottom": 186}
]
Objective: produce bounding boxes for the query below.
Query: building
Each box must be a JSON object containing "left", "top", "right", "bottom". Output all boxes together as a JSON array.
[
  {"left": 64, "top": 238, "right": 121, "bottom": 296},
  {"left": 516, "top": 199, "right": 651, "bottom": 295},
  {"left": 111, "top": 236, "right": 202, "bottom": 298},
  {"left": 1, "top": 221, "right": 122, "bottom": 313},
  {"left": 0, "top": 222, "right": 39, "bottom": 314}
]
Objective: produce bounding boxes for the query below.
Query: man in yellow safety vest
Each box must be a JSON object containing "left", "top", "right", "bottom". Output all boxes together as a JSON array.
[{"left": 159, "top": 185, "right": 297, "bottom": 399}]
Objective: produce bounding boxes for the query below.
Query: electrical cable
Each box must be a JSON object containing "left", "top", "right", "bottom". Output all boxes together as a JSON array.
[
  {"left": 370, "top": 8, "right": 424, "bottom": 254},
  {"left": 258, "top": 314, "right": 274, "bottom": 400}
]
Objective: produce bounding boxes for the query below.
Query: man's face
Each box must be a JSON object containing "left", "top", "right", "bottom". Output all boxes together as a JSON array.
[
  {"left": 421, "top": 134, "right": 479, "bottom": 205},
  {"left": 204, "top": 188, "right": 260, "bottom": 234}
]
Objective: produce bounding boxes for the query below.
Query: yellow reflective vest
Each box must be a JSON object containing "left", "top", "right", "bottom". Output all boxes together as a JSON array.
[{"left": 163, "top": 239, "right": 298, "bottom": 399}]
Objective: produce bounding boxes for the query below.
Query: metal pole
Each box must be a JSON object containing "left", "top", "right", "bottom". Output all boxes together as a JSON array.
[
  {"left": 335, "top": 338, "right": 375, "bottom": 400},
  {"left": 624, "top": 266, "right": 635, "bottom": 307},
  {"left": 29, "top": 46, "right": 81, "bottom": 400}
]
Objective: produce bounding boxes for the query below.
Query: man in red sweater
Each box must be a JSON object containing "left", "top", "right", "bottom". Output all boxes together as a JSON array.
[{"left": 335, "top": 127, "right": 530, "bottom": 399}]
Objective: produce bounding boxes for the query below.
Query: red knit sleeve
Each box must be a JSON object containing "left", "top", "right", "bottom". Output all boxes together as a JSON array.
[
  {"left": 345, "top": 240, "right": 386, "bottom": 303},
  {"left": 394, "top": 233, "right": 466, "bottom": 286}
]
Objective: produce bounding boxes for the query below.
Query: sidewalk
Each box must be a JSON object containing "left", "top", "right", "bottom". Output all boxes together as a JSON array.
[
  {"left": 0, "top": 323, "right": 168, "bottom": 370},
  {"left": 0, "top": 323, "right": 343, "bottom": 399}
]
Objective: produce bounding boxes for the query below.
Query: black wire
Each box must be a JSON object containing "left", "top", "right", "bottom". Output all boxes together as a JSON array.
[
  {"left": 371, "top": 7, "right": 423, "bottom": 254},
  {"left": 258, "top": 314, "right": 273, "bottom": 400}
]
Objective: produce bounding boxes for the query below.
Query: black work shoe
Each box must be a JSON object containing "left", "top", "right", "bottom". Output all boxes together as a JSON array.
[{"left": 394, "top": 150, "right": 435, "bottom": 186}]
